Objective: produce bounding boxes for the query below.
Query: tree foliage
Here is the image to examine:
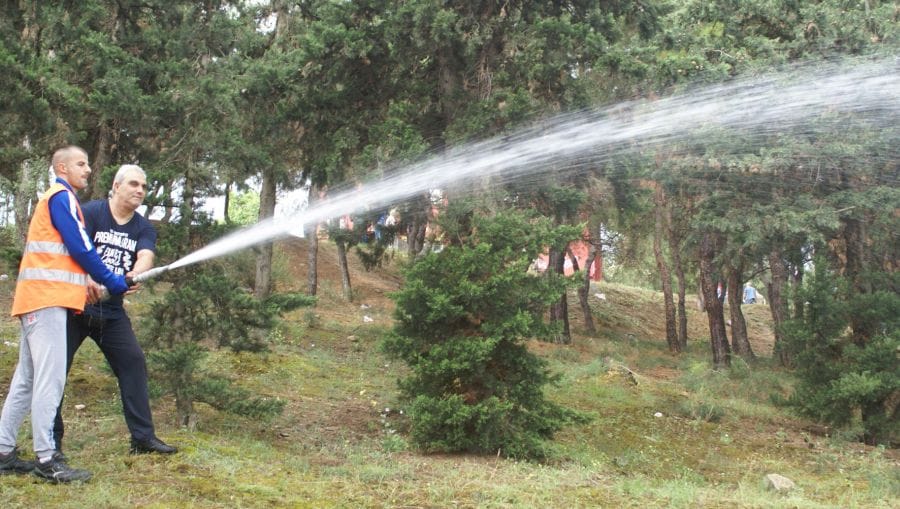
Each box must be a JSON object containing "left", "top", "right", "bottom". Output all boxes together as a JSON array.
[
  {"left": 141, "top": 259, "right": 314, "bottom": 425},
  {"left": 383, "top": 209, "right": 587, "bottom": 459},
  {"left": 784, "top": 258, "right": 899, "bottom": 446}
]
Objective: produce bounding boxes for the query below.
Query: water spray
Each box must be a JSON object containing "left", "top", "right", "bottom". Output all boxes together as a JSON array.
[{"left": 101, "top": 57, "right": 899, "bottom": 280}]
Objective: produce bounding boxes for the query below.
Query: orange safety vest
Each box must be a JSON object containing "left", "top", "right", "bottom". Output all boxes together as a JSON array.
[{"left": 11, "top": 183, "right": 89, "bottom": 316}]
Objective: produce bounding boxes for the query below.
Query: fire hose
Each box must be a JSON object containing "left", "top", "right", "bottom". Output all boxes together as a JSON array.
[{"left": 99, "top": 264, "right": 172, "bottom": 301}]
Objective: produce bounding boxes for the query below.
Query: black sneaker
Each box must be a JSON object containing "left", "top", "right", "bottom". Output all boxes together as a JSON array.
[
  {"left": 130, "top": 437, "right": 177, "bottom": 455},
  {"left": 33, "top": 452, "right": 91, "bottom": 483},
  {"left": 0, "top": 447, "right": 34, "bottom": 475}
]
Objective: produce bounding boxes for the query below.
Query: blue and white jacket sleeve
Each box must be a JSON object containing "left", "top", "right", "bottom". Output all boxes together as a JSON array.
[{"left": 48, "top": 190, "right": 130, "bottom": 295}]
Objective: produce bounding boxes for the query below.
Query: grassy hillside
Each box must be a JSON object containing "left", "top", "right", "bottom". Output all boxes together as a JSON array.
[{"left": 0, "top": 239, "right": 896, "bottom": 508}]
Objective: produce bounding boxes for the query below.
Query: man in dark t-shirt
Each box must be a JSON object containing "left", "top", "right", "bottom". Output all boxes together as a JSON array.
[{"left": 53, "top": 164, "right": 176, "bottom": 455}]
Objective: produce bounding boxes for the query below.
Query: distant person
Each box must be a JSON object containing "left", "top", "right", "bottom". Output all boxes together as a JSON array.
[
  {"left": 53, "top": 164, "right": 176, "bottom": 456},
  {"left": 384, "top": 208, "right": 399, "bottom": 227},
  {"left": 0, "top": 146, "right": 129, "bottom": 483},
  {"left": 743, "top": 283, "right": 758, "bottom": 305}
]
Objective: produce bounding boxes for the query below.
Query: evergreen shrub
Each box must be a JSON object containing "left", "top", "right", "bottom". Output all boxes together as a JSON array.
[
  {"left": 785, "top": 259, "right": 899, "bottom": 446},
  {"left": 142, "top": 262, "right": 313, "bottom": 426},
  {"left": 383, "top": 209, "right": 589, "bottom": 459}
]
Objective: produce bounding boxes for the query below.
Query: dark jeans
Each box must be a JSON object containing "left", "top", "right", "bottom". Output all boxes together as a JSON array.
[{"left": 53, "top": 312, "right": 156, "bottom": 449}]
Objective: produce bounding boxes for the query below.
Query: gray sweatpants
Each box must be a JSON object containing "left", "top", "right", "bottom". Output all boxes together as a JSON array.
[{"left": 0, "top": 307, "right": 67, "bottom": 460}]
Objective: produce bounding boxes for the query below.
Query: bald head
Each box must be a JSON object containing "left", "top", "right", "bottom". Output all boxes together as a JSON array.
[
  {"left": 51, "top": 146, "right": 88, "bottom": 174},
  {"left": 50, "top": 145, "right": 92, "bottom": 190}
]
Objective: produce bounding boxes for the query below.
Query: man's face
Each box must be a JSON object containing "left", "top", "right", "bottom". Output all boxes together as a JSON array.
[
  {"left": 59, "top": 150, "right": 91, "bottom": 190},
  {"left": 112, "top": 170, "right": 147, "bottom": 210}
]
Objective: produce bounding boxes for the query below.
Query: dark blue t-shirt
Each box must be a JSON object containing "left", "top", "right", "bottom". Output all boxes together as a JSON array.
[{"left": 82, "top": 200, "right": 157, "bottom": 319}]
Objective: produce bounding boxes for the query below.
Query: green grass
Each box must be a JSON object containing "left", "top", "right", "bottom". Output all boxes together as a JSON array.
[{"left": 0, "top": 275, "right": 896, "bottom": 508}]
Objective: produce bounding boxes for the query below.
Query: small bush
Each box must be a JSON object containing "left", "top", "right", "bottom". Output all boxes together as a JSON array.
[
  {"left": 785, "top": 259, "right": 899, "bottom": 446},
  {"left": 383, "top": 209, "right": 588, "bottom": 460},
  {"left": 677, "top": 399, "right": 725, "bottom": 423},
  {"left": 142, "top": 263, "right": 313, "bottom": 426}
]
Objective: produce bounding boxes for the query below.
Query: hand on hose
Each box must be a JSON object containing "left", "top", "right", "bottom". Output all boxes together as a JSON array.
[
  {"left": 124, "top": 271, "right": 142, "bottom": 295},
  {"left": 85, "top": 279, "right": 103, "bottom": 305}
]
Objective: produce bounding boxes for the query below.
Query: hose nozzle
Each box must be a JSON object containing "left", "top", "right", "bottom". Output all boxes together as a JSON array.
[{"left": 130, "top": 265, "right": 171, "bottom": 284}]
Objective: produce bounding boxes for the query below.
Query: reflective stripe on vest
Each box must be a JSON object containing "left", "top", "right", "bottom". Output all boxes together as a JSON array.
[
  {"left": 17, "top": 267, "right": 87, "bottom": 286},
  {"left": 24, "top": 240, "right": 71, "bottom": 256}
]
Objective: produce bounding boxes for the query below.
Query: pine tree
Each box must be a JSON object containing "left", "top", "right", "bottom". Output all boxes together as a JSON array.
[
  {"left": 785, "top": 258, "right": 899, "bottom": 445},
  {"left": 142, "top": 223, "right": 315, "bottom": 427},
  {"left": 383, "top": 209, "right": 588, "bottom": 459}
]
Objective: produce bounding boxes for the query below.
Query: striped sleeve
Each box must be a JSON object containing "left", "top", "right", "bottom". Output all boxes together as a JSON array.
[{"left": 48, "top": 190, "right": 128, "bottom": 294}]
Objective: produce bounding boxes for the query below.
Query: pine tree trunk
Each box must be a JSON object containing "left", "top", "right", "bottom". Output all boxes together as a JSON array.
[
  {"left": 14, "top": 155, "right": 36, "bottom": 245},
  {"left": 223, "top": 181, "right": 232, "bottom": 224},
  {"left": 653, "top": 186, "right": 679, "bottom": 353},
  {"left": 336, "top": 238, "right": 352, "bottom": 301},
  {"left": 1, "top": 192, "right": 10, "bottom": 227},
  {"left": 567, "top": 245, "right": 595, "bottom": 335},
  {"left": 179, "top": 167, "right": 195, "bottom": 253},
  {"left": 306, "top": 185, "right": 319, "bottom": 296},
  {"left": 169, "top": 301, "right": 196, "bottom": 428},
  {"left": 548, "top": 246, "right": 571, "bottom": 344},
  {"left": 843, "top": 217, "right": 873, "bottom": 347},
  {"left": 175, "top": 390, "right": 195, "bottom": 429},
  {"left": 408, "top": 221, "right": 426, "bottom": 258},
  {"left": 790, "top": 258, "right": 805, "bottom": 321},
  {"left": 548, "top": 250, "right": 563, "bottom": 319},
  {"left": 306, "top": 223, "right": 319, "bottom": 296},
  {"left": 767, "top": 246, "right": 791, "bottom": 366},
  {"left": 144, "top": 181, "right": 168, "bottom": 224},
  {"left": 254, "top": 169, "right": 277, "bottom": 299},
  {"left": 159, "top": 183, "right": 173, "bottom": 223},
  {"left": 726, "top": 263, "right": 755, "bottom": 360},
  {"left": 408, "top": 194, "right": 432, "bottom": 258},
  {"left": 699, "top": 232, "right": 730, "bottom": 369},
  {"left": 673, "top": 252, "right": 689, "bottom": 350},
  {"left": 861, "top": 400, "right": 888, "bottom": 446},
  {"left": 89, "top": 123, "right": 114, "bottom": 199},
  {"left": 575, "top": 244, "right": 596, "bottom": 335},
  {"left": 255, "top": 244, "right": 274, "bottom": 299},
  {"left": 665, "top": 203, "right": 689, "bottom": 350}
]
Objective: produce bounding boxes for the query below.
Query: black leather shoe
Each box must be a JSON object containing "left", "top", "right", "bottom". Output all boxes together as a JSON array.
[{"left": 130, "top": 437, "right": 177, "bottom": 455}]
